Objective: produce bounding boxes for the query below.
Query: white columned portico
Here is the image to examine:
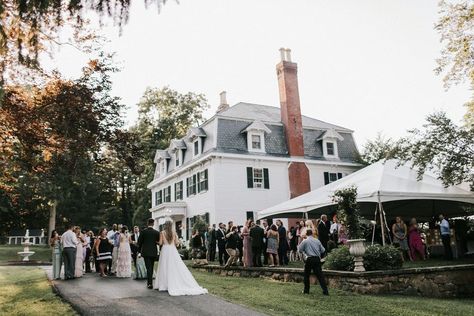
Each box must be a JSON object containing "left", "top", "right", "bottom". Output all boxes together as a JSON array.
[{"left": 150, "top": 202, "right": 187, "bottom": 240}]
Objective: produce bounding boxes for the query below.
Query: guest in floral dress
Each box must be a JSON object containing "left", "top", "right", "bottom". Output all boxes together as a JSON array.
[{"left": 116, "top": 226, "right": 132, "bottom": 278}]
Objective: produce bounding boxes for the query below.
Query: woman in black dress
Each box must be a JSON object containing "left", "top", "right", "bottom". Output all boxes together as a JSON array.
[
  {"left": 191, "top": 230, "right": 207, "bottom": 265},
  {"left": 94, "top": 228, "right": 113, "bottom": 277}
]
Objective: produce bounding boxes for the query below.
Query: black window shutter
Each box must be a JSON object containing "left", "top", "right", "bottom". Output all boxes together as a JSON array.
[
  {"left": 193, "top": 174, "right": 197, "bottom": 194},
  {"left": 204, "top": 169, "right": 208, "bottom": 191},
  {"left": 324, "top": 172, "right": 329, "bottom": 185},
  {"left": 174, "top": 183, "right": 177, "bottom": 200},
  {"left": 247, "top": 167, "right": 254, "bottom": 188},
  {"left": 337, "top": 173, "right": 343, "bottom": 179},
  {"left": 186, "top": 177, "right": 189, "bottom": 197},
  {"left": 197, "top": 172, "right": 201, "bottom": 193},
  {"left": 263, "top": 168, "right": 270, "bottom": 189}
]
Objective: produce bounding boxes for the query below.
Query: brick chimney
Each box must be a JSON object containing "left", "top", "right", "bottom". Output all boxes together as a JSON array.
[{"left": 276, "top": 48, "right": 311, "bottom": 198}]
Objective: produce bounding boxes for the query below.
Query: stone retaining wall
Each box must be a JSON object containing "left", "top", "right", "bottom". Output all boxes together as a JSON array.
[{"left": 192, "top": 264, "right": 474, "bottom": 298}]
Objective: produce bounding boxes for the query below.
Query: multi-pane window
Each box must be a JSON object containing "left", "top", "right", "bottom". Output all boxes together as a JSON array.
[
  {"left": 164, "top": 186, "right": 171, "bottom": 202},
  {"left": 253, "top": 168, "right": 263, "bottom": 188},
  {"left": 326, "top": 142, "right": 335, "bottom": 156},
  {"left": 161, "top": 161, "right": 167, "bottom": 174},
  {"left": 324, "top": 172, "right": 343, "bottom": 185},
  {"left": 175, "top": 151, "right": 180, "bottom": 167},
  {"left": 193, "top": 140, "right": 200, "bottom": 156},
  {"left": 187, "top": 175, "right": 197, "bottom": 196},
  {"left": 198, "top": 170, "right": 208, "bottom": 192},
  {"left": 175, "top": 181, "right": 183, "bottom": 200},
  {"left": 247, "top": 167, "right": 270, "bottom": 189},
  {"left": 251, "top": 134, "right": 261, "bottom": 150},
  {"left": 155, "top": 190, "right": 162, "bottom": 206}
]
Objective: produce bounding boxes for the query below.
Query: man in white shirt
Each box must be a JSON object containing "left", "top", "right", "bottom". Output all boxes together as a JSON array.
[
  {"left": 439, "top": 214, "right": 453, "bottom": 260},
  {"left": 61, "top": 224, "right": 78, "bottom": 280},
  {"left": 106, "top": 224, "right": 117, "bottom": 274}
]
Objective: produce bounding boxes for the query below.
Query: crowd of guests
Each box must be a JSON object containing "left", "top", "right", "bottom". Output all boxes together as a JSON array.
[
  {"left": 192, "top": 217, "right": 332, "bottom": 295},
  {"left": 195, "top": 215, "right": 347, "bottom": 269},
  {"left": 49, "top": 223, "right": 147, "bottom": 280},
  {"left": 391, "top": 214, "right": 453, "bottom": 261}
]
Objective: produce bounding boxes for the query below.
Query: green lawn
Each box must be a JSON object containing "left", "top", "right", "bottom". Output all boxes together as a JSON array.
[
  {"left": 191, "top": 269, "right": 474, "bottom": 316},
  {"left": 0, "top": 266, "right": 76, "bottom": 316},
  {"left": 0, "top": 245, "right": 52, "bottom": 264}
]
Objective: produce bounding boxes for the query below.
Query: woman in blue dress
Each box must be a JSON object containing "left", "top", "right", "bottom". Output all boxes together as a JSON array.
[{"left": 50, "top": 230, "right": 62, "bottom": 279}]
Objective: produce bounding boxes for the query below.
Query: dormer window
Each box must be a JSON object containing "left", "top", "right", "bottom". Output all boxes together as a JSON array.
[
  {"left": 251, "top": 134, "right": 261, "bottom": 150},
  {"left": 153, "top": 149, "right": 171, "bottom": 179},
  {"left": 193, "top": 140, "right": 200, "bottom": 156},
  {"left": 242, "top": 120, "right": 271, "bottom": 153},
  {"left": 318, "top": 129, "right": 344, "bottom": 159},
  {"left": 160, "top": 160, "right": 167, "bottom": 175},
  {"left": 187, "top": 127, "right": 206, "bottom": 158},
  {"left": 175, "top": 150, "right": 181, "bottom": 167},
  {"left": 326, "top": 142, "right": 335, "bottom": 156}
]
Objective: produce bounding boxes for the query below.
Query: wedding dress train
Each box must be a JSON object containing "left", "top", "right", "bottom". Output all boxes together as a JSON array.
[{"left": 153, "top": 232, "right": 207, "bottom": 296}]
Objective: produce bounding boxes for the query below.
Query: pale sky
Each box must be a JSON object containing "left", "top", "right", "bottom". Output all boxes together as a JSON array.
[{"left": 46, "top": 0, "right": 470, "bottom": 148}]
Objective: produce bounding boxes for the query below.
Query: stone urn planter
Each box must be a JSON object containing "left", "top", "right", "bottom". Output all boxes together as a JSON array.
[{"left": 347, "top": 239, "right": 366, "bottom": 272}]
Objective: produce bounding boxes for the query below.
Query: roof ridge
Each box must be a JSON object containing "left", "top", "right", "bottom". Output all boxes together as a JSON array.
[{"left": 218, "top": 102, "right": 353, "bottom": 132}]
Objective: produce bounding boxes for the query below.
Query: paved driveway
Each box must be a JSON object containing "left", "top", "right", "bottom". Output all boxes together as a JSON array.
[{"left": 43, "top": 267, "right": 264, "bottom": 316}]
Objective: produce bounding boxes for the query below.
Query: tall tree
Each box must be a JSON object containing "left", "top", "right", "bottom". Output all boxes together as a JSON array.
[
  {"left": 397, "top": 111, "right": 474, "bottom": 189},
  {"left": 0, "top": 55, "right": 125, "bottom": 236},
  {"left": 436, "top": 0, "right": 474, "bottom": 126},
  {"left": 357, "top": 133, "right": 397, "bottom": 165},
  {"left": 127, "top": 86, "right": 209, "bottom": 225}
]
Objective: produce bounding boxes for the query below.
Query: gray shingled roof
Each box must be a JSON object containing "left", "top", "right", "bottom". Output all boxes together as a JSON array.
[
  {"left": 189, "top": 127, "right": 207, "bottom": 138},
  {"left": 217, "top": 118, "right": 359, "bottom": 161},
  {"left": 217, "top": 102, "right": 353, "bottom": 132}
]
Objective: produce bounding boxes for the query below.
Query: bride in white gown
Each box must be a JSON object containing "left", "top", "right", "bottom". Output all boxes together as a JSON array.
[{"left": 153, "top": 220, "right": 208, "bottom": 296}]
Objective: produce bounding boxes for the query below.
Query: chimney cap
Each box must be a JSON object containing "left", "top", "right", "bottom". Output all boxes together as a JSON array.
[{"left": 279, "top": 48, "right": 292, "bottom": 62}]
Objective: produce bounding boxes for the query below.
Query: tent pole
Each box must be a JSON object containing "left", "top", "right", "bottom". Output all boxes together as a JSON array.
[
  {"left": 379, "top": 202, "right": 385, "bottom": 246},
  {"left": 371, "top": 204, "right": 377, "bottom": 245},
  {"left": 381, "top": 203, "right": 392, "bottom": 244}
]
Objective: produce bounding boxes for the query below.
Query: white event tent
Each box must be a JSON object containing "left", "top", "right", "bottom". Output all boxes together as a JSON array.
[{"left": 257, "top": 159, "right": 474, "bottom": 223}]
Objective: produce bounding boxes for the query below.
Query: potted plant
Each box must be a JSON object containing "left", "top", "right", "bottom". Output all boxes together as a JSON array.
[{"left": 333, "top": 186, "right": 366, "bottom": 272}]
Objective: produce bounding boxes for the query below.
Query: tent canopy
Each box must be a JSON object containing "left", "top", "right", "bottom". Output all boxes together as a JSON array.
[{"left": 257, "top": 159, "right": 474, "bottom": 221}]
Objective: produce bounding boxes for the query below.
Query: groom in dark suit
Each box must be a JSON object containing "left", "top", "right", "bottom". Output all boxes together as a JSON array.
[{"left": 138, "top": 218, "right": 160, "bottom": 289}]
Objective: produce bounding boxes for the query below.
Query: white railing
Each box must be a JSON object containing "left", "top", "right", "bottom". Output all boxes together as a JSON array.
[{"left": 8, "top": 236, "right": 47, "bottom": 245}]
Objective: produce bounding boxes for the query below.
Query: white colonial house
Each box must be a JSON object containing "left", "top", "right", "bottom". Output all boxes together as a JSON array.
[{"left": 147, "top": 49, "right": 362, "bottom": 239}]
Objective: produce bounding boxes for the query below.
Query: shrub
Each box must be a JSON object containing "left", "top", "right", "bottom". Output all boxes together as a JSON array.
[
  {"left": 324, "top": 246, "right": 354, "bottom": 271},
  {"left": 333, "top": 186, "right": 363, "bottom": 239},
  {"left": 324, "top": 244, "right": 403, "bottom": 271},
  {"left": 363, "top": 244, "right": 403, "bottom": 271}
]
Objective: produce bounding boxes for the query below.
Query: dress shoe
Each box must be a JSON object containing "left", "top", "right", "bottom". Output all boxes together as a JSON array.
[{"left": 147, "top": 285, "right": 153, "bottom": 289}]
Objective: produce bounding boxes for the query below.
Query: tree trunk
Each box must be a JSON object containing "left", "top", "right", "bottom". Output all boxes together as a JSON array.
[{"left": 48, "top": 200, "right": 58, "bottom": 246}]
